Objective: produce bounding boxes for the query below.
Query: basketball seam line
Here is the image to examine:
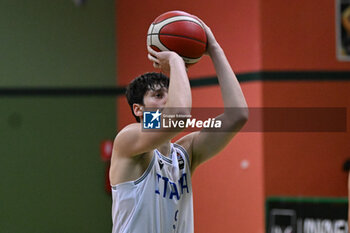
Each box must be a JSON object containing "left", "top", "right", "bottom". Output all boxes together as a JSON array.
[
  {"left": 147, "top": 33, "right": 206, "bottom": 44},
  {"left": 153, "top": 15, "right": 199, "bottom": 24},
  {"left": 153, "top": 35, "right": 202, "bottom": 59},
  {"left": 150, "top": 24, "right": 154, "bottom": 46}
]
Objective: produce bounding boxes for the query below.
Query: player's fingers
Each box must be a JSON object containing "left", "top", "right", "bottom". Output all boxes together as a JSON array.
[
  {"left": 194, "top": 16, "right": 211, "bottom": 33},
  {"left": 147, "top": 46, "right": 158, "bottom": 57},
  {"left": 148, "top": 53, "right": 159, "bottom": 63},
  {"left": 153, "top": 62, "right": 160, "bottom": 69},
  {"left": 193, "top": 16, "right": 206, "bottom": 28}
]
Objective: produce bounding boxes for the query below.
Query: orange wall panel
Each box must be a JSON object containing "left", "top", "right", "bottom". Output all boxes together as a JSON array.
[
  {"left": 263, "top": 81, "right": 350, "bottom": 197},
  {"left": 192, "top": 132, "right": 264, "bottom": 233},
  {"left": 259, "top": 0, "right": 350, "bottom": 198},
  {"left": 261, "top": 0, "right": 350, "bottom": 71}
]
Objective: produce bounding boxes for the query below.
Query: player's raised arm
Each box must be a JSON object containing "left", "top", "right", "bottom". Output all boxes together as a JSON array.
[
  {"left": 114, "top": 48, "right": 192, "bottom": 158},
  {"left": 178, "top": 19, "right": 249, "bottom": 172},
  {"left": 147, "top": 46, "right": 192, "bottom": 113}
]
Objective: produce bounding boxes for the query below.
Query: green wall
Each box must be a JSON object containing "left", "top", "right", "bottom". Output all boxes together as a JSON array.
[
  {"left": 0, "top": 0, "right": 116, "bottom": 87},
  {"left": 0, "top": 1, "right": 116, "bottom": 233},
  {"left": 1, "top": 97, "right": 115, "bottom": 233}
]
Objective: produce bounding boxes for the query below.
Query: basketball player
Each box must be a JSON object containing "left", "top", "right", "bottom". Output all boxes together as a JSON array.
[{"left": 109, "top": 19, "right": 249, "bottom": 233}]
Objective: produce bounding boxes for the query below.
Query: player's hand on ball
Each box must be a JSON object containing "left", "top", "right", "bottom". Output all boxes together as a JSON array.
[
  {"left": 195, "top": 18, "right": 220, "bottom": 56},
  {"left": 147, "top": 46, "right": 183, "bottom": 73}
]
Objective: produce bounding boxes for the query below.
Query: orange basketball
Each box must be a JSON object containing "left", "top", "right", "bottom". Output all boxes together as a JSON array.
[{"left": 147, "top": 11, "right": 207, "bottom": 65}]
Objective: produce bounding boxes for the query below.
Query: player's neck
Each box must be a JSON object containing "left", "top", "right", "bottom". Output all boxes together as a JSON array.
[{"left": 156, "top": 141, "right": 172, "bottom": 158}]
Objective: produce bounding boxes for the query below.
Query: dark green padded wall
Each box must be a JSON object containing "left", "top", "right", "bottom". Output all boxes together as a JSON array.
[
  {"left": 0, "top": 0, "right": 116, "bottom": 87},
  {"left": 0, "top": 1, "right": 116, "bottom": 232},
  {"left": 1, "top": 97, "right": 115, "bottom": 233}
]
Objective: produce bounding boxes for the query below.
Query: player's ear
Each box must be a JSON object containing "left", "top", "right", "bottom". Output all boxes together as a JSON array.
[{"left": 133, "top": 104, "right": 144, "bottom": 119}]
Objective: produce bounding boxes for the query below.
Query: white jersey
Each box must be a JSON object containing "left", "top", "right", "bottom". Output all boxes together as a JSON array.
[{"left": 111, "top": 143, "right": 193, "bottom": 233}]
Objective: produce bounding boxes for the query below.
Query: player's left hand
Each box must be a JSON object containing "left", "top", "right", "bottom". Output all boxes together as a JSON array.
[
  {"left": 194, "top": 17, "right": 220, "bottom": 56},
  {"left": 147, "top": 46, "right": 184, "bottom": 73}
]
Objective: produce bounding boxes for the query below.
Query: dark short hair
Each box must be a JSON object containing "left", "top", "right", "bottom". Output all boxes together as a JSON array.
[{"left": 126, "top": 72, "right": 169, "bottom": 122}]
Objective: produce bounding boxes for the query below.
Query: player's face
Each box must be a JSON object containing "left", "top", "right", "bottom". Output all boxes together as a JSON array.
[{"left": 143, "top": 86, "right": 168, "bottom": 109}]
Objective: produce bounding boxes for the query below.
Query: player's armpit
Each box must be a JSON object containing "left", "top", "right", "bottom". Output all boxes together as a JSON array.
[
  {"left": 175, "top": 133, "right": 196, "bottom": 168},
  {"left": 189, "top": 113, "right": 248, "bottom": 172}
]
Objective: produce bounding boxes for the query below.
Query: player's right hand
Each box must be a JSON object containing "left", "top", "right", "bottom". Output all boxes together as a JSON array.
[{"left": 147, "top": 46, "right": 184, "bottom": 74}]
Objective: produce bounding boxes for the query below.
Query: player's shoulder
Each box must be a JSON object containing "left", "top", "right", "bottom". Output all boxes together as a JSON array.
[
  {"left": 114, "top": 123, "right": 141, "bottom": 147},
  {"left": 117, "top": 123, "right": 140, "bottom": 136}
]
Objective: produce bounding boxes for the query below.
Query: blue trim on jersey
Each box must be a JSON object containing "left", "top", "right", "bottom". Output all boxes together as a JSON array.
[
  {"left": 155, "top": 146, "right": 174, "bottom": 164},
  {"left": 134, "top": 154, "right": 156, "bottom": 185},
  {"left": 173, "top": 143, "right": 191, "bottom": 166},
  {"left": 112, "top": 144, "right": 190, "bottom": 189}
]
